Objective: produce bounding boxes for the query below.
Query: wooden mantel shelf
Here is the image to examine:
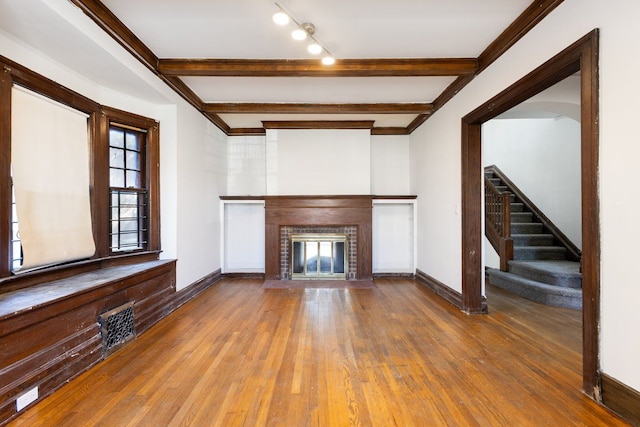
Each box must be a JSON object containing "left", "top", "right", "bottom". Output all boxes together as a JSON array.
[{"left": 220, "top": 195, "right": 417, "bottom": 200}]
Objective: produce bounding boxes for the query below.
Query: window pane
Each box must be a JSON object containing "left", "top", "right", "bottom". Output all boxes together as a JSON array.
[
  {"left": 126, "top": 170, "right": 141, "bottom": 188},
  {"left": 119, "top": 232, "right": 139, "bottom": 246},
  {"left": 110, "top": 169, "right": 125, "bottom": 187},
  {"left": 12, "top": 241, "right": 22, "bottom": 270},
  {"left": 120, "top": 192, "right": 138, "bottom": 206},
  {"left": 126, "top": 132, "right": 140, "bottom": 150},
  {"left": 120, "top": 219, "right": 139, "bottom": 232},
  {"left": 126, "top": 150, "right": 140, "bottom": 171},
  {"left": 110, "top": 147, "right": 124, "bottom": 168},
  {"left": 110, "top": 128, "right": 125, "bottom": 148},
  {"left": 121, "top": 206, "right": 139, "bottom": 220}
]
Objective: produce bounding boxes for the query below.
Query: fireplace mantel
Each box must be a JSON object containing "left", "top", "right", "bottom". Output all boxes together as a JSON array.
[{"left": 264, "top": 195, "right": 373, "bottom": 280}]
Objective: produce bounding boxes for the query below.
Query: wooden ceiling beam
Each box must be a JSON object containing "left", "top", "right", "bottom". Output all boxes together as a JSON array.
[
  {"left": 478, "top": 0, "right": 565, "bottom": 72},
  {"left": 158, "top": 58, "right": 479, "bottom": 77},
  {"left": 205, "top": 103, "right": 432, "bottom": 115},
  {"left": 262, "top": 120, "right": 375, "bottom": 130},
  {"left": 69, "top": 0, "right": 158, "bottom": 73}
]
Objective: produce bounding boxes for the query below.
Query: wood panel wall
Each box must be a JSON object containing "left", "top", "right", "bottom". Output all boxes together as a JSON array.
[{"left": 264, "top": 196, "right": 373, "bottom": 280}]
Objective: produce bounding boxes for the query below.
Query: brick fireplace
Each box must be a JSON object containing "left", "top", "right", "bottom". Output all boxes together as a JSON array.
[
  {"left": 264, "top": 196, "right": 373, "bottom": 280},
  {"left": 280, "top": 226, "right": 357, "bottom": 279}
]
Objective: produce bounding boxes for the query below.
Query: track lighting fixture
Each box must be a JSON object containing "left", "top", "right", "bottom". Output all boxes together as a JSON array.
[{"left": 272, "top": 2, "right": 335, "bottom": 65}]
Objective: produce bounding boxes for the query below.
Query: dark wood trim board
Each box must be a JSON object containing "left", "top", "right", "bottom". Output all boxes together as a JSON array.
[
  {"left": 601, "top": 373, "right": 640, "bottom": 426},
  {"left": 461, "top": 30, "right": 600, "bottom": 396}
]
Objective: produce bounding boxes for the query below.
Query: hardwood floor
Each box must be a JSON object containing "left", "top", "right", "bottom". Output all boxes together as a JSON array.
[{"left": 8, "top": 277, "right": 628, "bottom": 426}]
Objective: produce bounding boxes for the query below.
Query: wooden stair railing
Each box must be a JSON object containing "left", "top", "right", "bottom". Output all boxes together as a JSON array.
[
  {"left": 485, "top": 175, "right": 513, "bottom": 271},
  {"left": 486, "top": 165, "right": 581, "bottom": 263}
]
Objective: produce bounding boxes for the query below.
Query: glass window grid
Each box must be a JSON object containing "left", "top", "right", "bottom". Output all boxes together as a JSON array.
[{"left": 109, "top": 126, "right": 147, "bottom": 253}]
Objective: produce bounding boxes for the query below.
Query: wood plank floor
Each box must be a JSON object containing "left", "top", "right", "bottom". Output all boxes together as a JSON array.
[{"left": 9, "top": 277, "right": 629, "bottom": 426}]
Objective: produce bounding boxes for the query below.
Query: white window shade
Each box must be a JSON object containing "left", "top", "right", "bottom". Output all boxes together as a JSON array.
[{"left": 11, "top": 86, "right": 96, "bottom": 271}]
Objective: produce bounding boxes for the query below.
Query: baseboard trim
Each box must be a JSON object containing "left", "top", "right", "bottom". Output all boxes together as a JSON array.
[
  {"left": 415, "top": 269, "right": 463, "bottom": 310},
  {"left": 373, "top": 272, "right": 415, "bottom": 279},
  {"left": 415, "top": 269, "right": 487, "bottom": 314},
  {"left": 223, "top": 272, "right": 265, "bottom": 279},
  {"left": 171, "top": 269, "right": 223, "bottom": 311},
  {"left": 601, "top": 373, "right": 640, "bottom": 426}
]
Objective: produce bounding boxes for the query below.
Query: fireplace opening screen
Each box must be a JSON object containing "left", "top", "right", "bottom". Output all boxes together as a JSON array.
[{"left": 291, "top": 234, "right": 348, "bottom": 279}]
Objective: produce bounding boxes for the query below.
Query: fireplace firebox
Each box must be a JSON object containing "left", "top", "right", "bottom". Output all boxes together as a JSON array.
[{"left": 290, "top": 234, "right": 347, "bottom": 279}]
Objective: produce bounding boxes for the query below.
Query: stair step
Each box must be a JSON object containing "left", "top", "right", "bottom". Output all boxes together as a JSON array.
[
  {"left": 512, "top": 234, "right": 554, "bottom": 246},
  {"left": 507, "top": 260, "right": 581, "bottom": 288},
  {"left": 510, "top": 202, "right": 524, "bottom": 212},
  {"left": 511, "top": 212, "right": 533, "bottom": 223},
  {"left": 511, "top": 223, "right": 543, "bottom": 234},
  {"left": 489, "top": 177, "right": 501, "bottom": 185},
  {"left": 495, "top": 185, "right": 509, "bottom": 192},
  {"left": 513, "top": 246, "right": 567, "bottom": 261},
  {"left": 487, "top": 268, "right": 582, "bottom": 309}
]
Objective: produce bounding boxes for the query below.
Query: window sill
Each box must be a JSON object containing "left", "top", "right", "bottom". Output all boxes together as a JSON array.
[{"left": 0, "top": 258, "right": 175, "bottom": 325}]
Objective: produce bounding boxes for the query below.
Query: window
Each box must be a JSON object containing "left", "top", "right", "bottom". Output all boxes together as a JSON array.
[
  {"left": 109, "top": 126, "right": 148, "bottom": 252},
  {"left": 10, "top": 86, "right": 95, "bottom": 272},
  {"left": 0, "top": 58, "right": 160, "bottom": 280}
]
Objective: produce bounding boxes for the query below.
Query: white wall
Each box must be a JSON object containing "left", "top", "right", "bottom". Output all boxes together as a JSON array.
[
  {"left": 410, "top": 0, "right": 640, "bottom": 394},
  {"left": 265, "top": 129, "right": 371, "bottom": 195},
  {"left": 227, "top": 135, "right": 266, "bottom": 195},
  {"left": 174, "top": 110, "right": 227, "bottom": 290},
  {"left": 483, "top": 117, "right": 582, "bottom": 248},
  {"left": 371, "top": 135, "right": 411, "bottom": 195},
  {"left": 227, "top": 132, "right": 411, "bottom": 197}
]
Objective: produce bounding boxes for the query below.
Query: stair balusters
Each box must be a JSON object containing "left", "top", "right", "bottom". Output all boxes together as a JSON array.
[{"left": 485, "top": 176, "right": 514, "bottom": 271}]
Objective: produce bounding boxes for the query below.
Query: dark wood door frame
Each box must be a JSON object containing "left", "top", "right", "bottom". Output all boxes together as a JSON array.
[{"left": 461, "top": 30, "right": 600, "bottom": 396}]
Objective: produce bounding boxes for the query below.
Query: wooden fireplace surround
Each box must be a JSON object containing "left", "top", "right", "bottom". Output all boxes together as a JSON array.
[{"left": 264, "top": 195, "right": 373, "bottom": 280}]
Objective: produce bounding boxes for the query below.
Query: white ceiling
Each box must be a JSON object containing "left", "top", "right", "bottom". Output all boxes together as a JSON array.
[{"left": 0, "top": 0, "right": 535, "bottom": 132}]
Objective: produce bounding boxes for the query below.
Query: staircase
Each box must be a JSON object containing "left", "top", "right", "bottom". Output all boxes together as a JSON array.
[{"left": 484, "top": 166, "right": 582, "bottom": 310}]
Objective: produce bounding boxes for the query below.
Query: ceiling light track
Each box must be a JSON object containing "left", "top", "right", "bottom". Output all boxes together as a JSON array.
[{"left": 273, "top": 2, "right": 335, "bottom": 65}]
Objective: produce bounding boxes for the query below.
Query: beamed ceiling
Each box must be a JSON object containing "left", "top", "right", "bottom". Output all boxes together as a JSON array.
[{"left": 0, "top": 0, "right": 565, "bottom": 135}]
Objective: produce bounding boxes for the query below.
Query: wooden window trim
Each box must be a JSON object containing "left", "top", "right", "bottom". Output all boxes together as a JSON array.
[{"left": 0, "top": 56, "right": 161, "bottom": 288}]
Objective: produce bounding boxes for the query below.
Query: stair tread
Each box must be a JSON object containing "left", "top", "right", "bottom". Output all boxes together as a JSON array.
[
  {"left": 487, "top": 268, "right": 582, "bottom": 309},
  {"left": 489, "top": 269, "right": 581, "bottom": 292},
  {"left": 508, "top": 260, "right": 581, "bottom": 278},
  {"left": 514, "top": 246, "right": 566, "bottom": 250}
]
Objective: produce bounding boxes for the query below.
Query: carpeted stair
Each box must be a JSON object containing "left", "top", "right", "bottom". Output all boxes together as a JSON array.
[{"left": 485, "top": 169, "right": 582, "bottom": 310}]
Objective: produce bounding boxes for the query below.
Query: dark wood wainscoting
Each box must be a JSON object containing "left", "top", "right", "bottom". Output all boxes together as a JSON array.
[
  {"left": 264, "top": 196, "right": 373, "bottom": 280},
  {"left": 0, "top": 260, "right": 221, "bottom": 425}
]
